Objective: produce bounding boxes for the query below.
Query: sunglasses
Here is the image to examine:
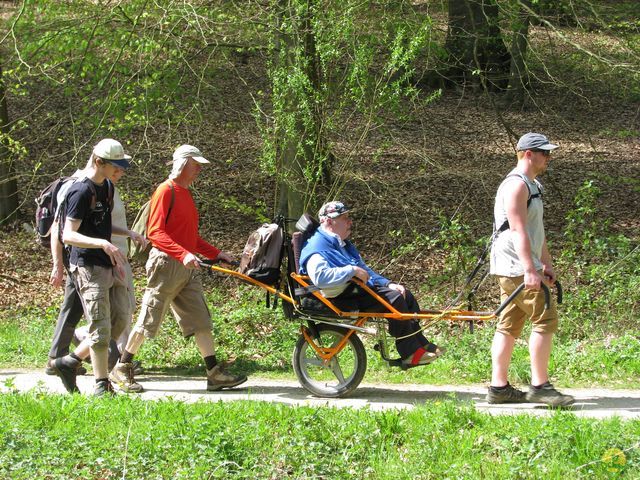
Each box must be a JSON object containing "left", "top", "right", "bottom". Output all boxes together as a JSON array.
[{"left": 530, "top": 149, "right": 551, "bottom": 157}]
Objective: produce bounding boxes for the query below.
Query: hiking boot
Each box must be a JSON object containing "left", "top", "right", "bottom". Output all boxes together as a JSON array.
[
  {"left": 132, "top": 360, "right": 144, "bottom": 376},
  {"left": 94, "top": 379, "right": 116, "bottom": 397},
  {"left": 402, "top": 344, "right": 445, "bottom": 367},
  {"left": 206, "top": 364, "right": 247, "bottom": 391},
  {"left": 46, "top": 358, "right": 87, "bottom": 376},
  {"left": 487, "top": 383, "right": 527, "bottom": 404},
  {"left": 526, "top": 382, "right": 575, "bottom": 407},
  {"left": 109, "top": 361, "right": 143, "bottom": 393},
  {"left": 53, "top": 357, "right": 80, "bottom": 394}
]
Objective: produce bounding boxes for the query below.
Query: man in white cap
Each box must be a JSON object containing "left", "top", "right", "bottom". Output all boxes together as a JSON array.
[
  {"left": 53, "top": 138, "right": 146, "bottom": 396},
  {"left": 47, "top": 140, "right": 144, "bottom": 382},
  {"left": 487, "top": 132, "right": 574, "bottom": 407},
  {"left": 299, "top": 201, "right": 444, "bottom": 367},
  {"left": 110, "top": 145, "right": 248, "bottom": 393}
]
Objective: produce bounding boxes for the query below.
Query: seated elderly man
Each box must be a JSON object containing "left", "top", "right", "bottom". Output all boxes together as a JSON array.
[{"left": 299, "top": 201, "right": 443, "bottom": 367}]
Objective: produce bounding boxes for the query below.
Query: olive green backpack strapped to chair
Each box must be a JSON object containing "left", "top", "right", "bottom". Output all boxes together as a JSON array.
[{"left": 128, "top": 182, "right": 175, "bottom": 263}]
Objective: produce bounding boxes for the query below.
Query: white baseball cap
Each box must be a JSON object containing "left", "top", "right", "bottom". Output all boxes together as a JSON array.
[
  {"left": 172, "top": 144, "right": 209, "bottom": 164},
  {"left": 93, "top": 138, "right": 131, "bottom": 168}
]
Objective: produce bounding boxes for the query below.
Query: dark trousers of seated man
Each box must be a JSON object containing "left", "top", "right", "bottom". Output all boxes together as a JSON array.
[{"left": 330, "top": 284, "right": 430, "bottom": 358}]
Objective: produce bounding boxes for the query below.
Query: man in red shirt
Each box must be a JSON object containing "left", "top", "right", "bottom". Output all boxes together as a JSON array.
[{"left": 110, "top": 145, "right": 247, "bottom": 392}]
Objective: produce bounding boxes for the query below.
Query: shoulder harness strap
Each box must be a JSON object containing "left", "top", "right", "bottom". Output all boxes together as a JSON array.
[{"left": 495, "top": 173, "right": 543, "bottom": 234}]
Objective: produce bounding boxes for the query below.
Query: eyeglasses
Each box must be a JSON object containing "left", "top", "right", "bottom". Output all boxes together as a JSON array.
[{"left": 530, "top": 149, "right": 551, "bottom": 157}]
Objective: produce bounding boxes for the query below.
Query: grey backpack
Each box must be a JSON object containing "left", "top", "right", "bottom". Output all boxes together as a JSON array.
[{"left": 238, "top": 223, "right": 284, "bottom": 285}]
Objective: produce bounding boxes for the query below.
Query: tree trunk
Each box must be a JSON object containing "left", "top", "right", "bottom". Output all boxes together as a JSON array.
[
  {"left": 506, "top": 0, "right": 532, "bottom": 106},
  {"left": 445, "top": 0, "right": 510, "bottom": 92},
  {"left": 272, "top": 0, "right": 328, "bottom": 223},
  {"left": 0, "top": 64, "right": 18, "bottom": 226},
  {"left": 274, "top": 0, "right": 305, "bottom": 222}
]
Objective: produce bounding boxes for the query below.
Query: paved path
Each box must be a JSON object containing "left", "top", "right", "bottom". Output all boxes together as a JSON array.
[{"left": 2, "top": 369, "right": 639, "bottom": 420}]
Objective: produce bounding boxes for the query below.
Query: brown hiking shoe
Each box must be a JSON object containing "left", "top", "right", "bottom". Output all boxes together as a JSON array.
[
  {"left": 526, "top": 382, "right": 575, "bottom": 407},
  {"left": 487, "top": 383, "right": 528, "bottom": 404},
  {"left": 206, "top": 364, "right": 247, "bottom": 391},
  {"left": 109, "top": 361, "right": 143, "bottom": 393}
]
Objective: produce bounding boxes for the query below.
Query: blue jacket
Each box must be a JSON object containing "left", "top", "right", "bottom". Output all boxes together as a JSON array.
[{"left": 299, "top": 228, "right": 390, "bottom": 289}]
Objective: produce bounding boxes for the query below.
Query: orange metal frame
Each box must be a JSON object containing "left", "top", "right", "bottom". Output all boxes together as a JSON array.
[
  {"left": 205, "top": 265, "right": 497, "bottom": 364},
  {"left": 290, "top": 273, "right": 497, "bottom": 322}
]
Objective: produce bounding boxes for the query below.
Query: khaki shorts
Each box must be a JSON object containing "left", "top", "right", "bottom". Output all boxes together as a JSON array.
[
  {"left": 122, "top": 260, "right": 136, "bottom": 314},
  {"left": 71, "top": 264, "right": 131, "bottom": 348},
  {"left": 134, "top": 248, "right": 212, "bottom": 338},
  {"left": 495, "top": 274, "right": 558, "bottom": 338}
]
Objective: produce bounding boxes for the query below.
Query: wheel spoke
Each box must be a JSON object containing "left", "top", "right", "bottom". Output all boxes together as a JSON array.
[
  {"left": 303, "top": 356, "right": 324, "bottom": 368},
  {"left": 329, "top": 357, "right": 346, "bottom": 383},
  {"left": 294, "top": 326, "right": 366, "bottom": 398}
]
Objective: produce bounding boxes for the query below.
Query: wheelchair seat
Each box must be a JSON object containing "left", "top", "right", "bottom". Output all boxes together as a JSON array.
[
  {"left": 290, "top": 228, "right": 361, "bottom": 317},
  {"left": 291, "top": 230, "right": 333, "bottom": 314}
]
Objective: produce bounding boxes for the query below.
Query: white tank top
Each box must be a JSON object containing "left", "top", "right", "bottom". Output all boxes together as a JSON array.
[{"left": 490, "top": 169, "right": 545, "bottom": 277}]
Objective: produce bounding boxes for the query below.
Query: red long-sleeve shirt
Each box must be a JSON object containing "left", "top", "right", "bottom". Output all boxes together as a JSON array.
[{"left": 147, "top": 180, "right": 220, "bottom": 262}]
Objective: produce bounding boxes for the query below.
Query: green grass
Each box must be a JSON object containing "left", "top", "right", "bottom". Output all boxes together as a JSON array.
[
  {"left": 0, "top": 392, "right": 638, "bottom": 479},
  {"left": 2, "top": 285, "right": 639, "bottom": 388}
]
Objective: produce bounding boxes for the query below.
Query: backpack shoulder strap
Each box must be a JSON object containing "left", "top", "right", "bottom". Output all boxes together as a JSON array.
[
  {"left": 83, "top": 178, "right": 98, "bottom": 211},
  {"left": 495, "top": 173, "right": 542, "bottom": 234},
  {"left": 166, "top": 181, "right": 176, "bottom": 223},
  {"left": 106, "top": 179, "right": 114, "bottom": 211}
]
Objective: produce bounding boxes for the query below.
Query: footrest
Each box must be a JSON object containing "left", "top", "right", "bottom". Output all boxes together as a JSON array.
[{"left": 387, "top": 358, "right": 412, "bottom": 371}]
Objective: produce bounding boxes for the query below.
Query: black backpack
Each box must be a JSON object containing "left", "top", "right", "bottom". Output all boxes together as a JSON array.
[{"left": 34, "top": 176, "right": 75, "bottom": 248}]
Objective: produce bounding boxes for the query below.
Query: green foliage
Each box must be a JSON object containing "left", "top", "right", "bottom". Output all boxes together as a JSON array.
[
  {"left": 558, "top": 179, "right": 640, "bottom": 338},
  {"left": 7, "top": 0, "right": 261, "bottom": 135},
  {"left": 256, "top": 0, "right": 440, "bottom": 206},
  {"left": 0, "top": 394, "right": 638, "bottom": 479}
]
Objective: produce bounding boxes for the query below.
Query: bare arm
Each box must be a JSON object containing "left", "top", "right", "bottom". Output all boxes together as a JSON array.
[
  {"left": 504, "top": 180, "right": 544, "bottom": 290},
  {"left": 111, "top": 224, "right": 148, "bottom": 250},
  {"left": 62, "top": 218, "right": 126, "bottom": 268}
]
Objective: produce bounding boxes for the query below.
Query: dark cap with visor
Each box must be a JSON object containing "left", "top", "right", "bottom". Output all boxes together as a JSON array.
[
  {"left": 318, "top": 201, "right": 351, "bottom": 220},
  {"left": 516, "top": 132, "right": 559, "bottom": 151}
]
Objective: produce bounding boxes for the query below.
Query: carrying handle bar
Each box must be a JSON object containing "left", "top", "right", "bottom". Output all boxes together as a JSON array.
[
  {"left": 198, "top": 258, "right": 240, "bottom": 268},
  {"left": 492, "top": 280, "right": 563, "bottom": 316},
  {"left": 493, "top": 283, "right": 550, "bottom": 317}
]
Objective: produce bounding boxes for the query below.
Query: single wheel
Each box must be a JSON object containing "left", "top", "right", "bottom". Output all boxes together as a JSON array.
[{"left": 293, "top": 323, "right": 367, "bottom": 398}]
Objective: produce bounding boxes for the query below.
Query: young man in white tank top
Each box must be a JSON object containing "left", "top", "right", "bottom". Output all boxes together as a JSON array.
[{"left": 487, "top": 132, "right": 574, "bottom": 407}]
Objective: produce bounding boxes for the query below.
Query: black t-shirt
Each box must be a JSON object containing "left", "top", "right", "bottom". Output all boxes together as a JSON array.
[{"left": 64, "top": 178, "right": 112, "bottom": 268}]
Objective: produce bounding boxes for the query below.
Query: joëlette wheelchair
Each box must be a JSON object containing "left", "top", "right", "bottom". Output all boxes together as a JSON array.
[{"left": 203, "top": 215, "right": 560, "bottom": 398}]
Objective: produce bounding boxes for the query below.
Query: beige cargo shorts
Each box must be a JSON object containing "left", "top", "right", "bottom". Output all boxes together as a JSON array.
[
  {"left": 495, "top": 274, "right": 558, "bottom": 337},
  {"left": 71, "top": 264, "right": 131, "bottom": 347},
  {"left": 134, "top": 247, "right": 212, "bottom": 338}
]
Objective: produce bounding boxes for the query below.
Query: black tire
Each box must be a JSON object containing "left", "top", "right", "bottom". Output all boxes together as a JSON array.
[{"left": 292, "top": 323, "right": 367, "bottom": 398}]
